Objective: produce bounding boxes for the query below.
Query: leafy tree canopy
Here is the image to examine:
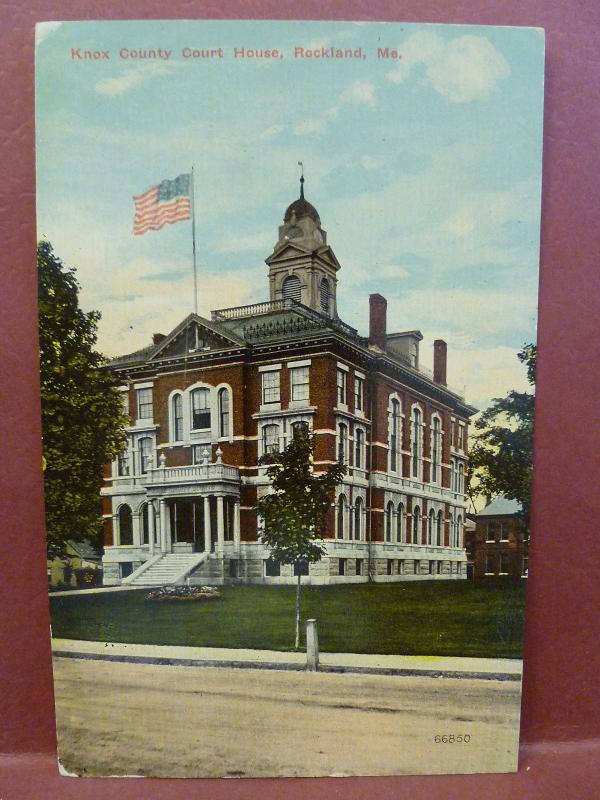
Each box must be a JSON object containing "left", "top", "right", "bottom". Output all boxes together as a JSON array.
[
  {"left": 257, "top": 429, "right": 345, "bottom": 565},
  {"left": 38, "top": 241, "right": 127, "bottom": 558},
  {"left": 256, "top": 428, "right": 345, "bottom": 648},
  {"left": 468, "top": 344, "right": 536, "bottom": 529}
]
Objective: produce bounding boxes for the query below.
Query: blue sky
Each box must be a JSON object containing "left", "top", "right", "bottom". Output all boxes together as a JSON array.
[{"left": 35, "top": 20, "right": 544, "bottom": 409}]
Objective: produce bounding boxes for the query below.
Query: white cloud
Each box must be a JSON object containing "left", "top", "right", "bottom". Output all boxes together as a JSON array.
[
  {"left": 35, "top": 22, "right": 64, "bottom": 47},
  {"left": 95, "top": 63, "right": 174, "bottom": 97},
  {"left": 212, "top": 232, "right": 272, "bottom": 255},
  {"left": 343, "top": 79, "right": 377, "bottom": 108},
  {"left": 294, "top": 119, "right": 328, "bottom": 136},
  {"left": 259, "top": 124, "right": 285, "bottom": 140},
  {"left": 388, "top": 31, "right": 510, "bottom": 103}
]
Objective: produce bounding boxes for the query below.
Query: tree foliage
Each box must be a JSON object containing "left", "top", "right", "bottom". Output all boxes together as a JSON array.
[
  {"left": 38, "top": 241, "right": 127, "bottom": 558},
  {"left": 256, "top": 428, "right": 345, "bottom": 648},
  {"left": 468, "top": 344, "right": 536, "bottom": 528}
]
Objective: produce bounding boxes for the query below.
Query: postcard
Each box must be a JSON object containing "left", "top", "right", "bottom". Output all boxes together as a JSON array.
[{"left": 36, "top": 19, "right": 544, "bottom": 778}]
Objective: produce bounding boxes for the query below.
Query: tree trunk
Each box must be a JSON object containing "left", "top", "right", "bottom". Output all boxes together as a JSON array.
[{"left": 294, "top": 569, "right": 301, "bottom": 651}]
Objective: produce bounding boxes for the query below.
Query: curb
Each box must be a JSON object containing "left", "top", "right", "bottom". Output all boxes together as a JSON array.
[{"left": 53, "top": 649, "right": 522, "bottom": 682}]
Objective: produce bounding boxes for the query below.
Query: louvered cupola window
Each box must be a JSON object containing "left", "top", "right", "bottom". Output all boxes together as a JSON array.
[
  {"left": 320, "top": 278, "right": 330, "bottom": 312},
  {"left": 282, "top": 275, "right": 301, "bottom": 302}
]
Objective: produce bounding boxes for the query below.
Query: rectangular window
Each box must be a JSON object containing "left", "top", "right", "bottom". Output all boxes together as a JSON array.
[
  {"left": 354, "top": 377, "right": 363, "bottom": 411},
  {"left": 121, "top": 391, "right": 130, "bottom": 418},
  {"left": 293, "top": 558, "right": 309, "bottom": 577},
  {"left": 336, "top": 369, "right": 347, "bottom": 405},
  {"left": 139, "top": 438, "right": 153, "bottom": 474},
  {"left": 387, "top": 559, "right": 394, "bottom": 576},
  {"left": 262, "top": 425, "right": 279, "bottom": 455},
  {"left": 136, "top": 388, "right": 153, "bottom": 420},
  {"left": 398, "top": 560, "right": 405, "bottom": 575},
  {"left": 436, "top": 561, "right": 443, "bottom": 575},
  {"left": 485, "top": 553, "right": 495, "bottom": 574},
  {"left": 429, "top": 560, "right": 435, "bottom": 575},
  {"left": 458, "top": 424, "right": 465, "bottom": 451},
  {"left": 414, "top": 559, "right": 420, "bottom": 575},
  {"left": 499, "top": 553, "right": 509, "bottom": 574},
  {"left": 500, "top": 522, "right": 509, "bottom": 541},
  {"left": 337, "top": 423, "right": 348, "bottom": 464},
  {"left": 264, "top": 558, "right": 281, "bottom": 577},
  {"left": 117, "top": 452, "right": 130, "bottom": 477},
  {"left": 356, "top": 558, "right": 363, "bottom": 576},
  {"left": 262, "top": 370, "right": 280, "bottom": 404},
  {"left": 290, "top": 366, "right": 310, "bottom": 402},
  {"left": 486, "top": 522, "right": 497, "bottom": 542},
  {"left": 338, "top": 558, "right": 346, "bottom": 576},
  {"left": 191, "top": 389, "right": 211, "bottom": 429}
]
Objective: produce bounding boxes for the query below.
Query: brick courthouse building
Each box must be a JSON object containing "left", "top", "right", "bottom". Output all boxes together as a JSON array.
[{"left": 101, "top": 181, "right": 477, "bottom": 586}]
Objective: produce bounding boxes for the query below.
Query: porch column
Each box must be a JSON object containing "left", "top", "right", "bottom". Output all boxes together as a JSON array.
[
  {"left": 159, "top": 499, "right": 168, "bottom": 554},
  {"left": 148, "top": 501, "right": 155, "bottom": 556},
  {"left": 216, "top": 495, "right": 225, "bottom": 553},
  {"left": 204, "top": 495, "right": 211, "bottom": 553},
  {"left": 234, "top": 499, "right": 241, "bottom": 550}
]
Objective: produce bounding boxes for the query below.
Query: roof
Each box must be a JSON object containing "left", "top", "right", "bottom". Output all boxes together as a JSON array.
[
  {"left": 67, "top": 539, "right": 101, "bottom": 561},
  {"left": 284, "top": 178, "right": 320, "bottom": 223},
  {"left": 477, "top": 496, "right": 522, "bottom": 517}
]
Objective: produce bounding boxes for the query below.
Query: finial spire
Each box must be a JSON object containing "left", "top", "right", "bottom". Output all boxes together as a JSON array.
[{"left": 298, "top": 161, "right": 304, "bottom": 198}]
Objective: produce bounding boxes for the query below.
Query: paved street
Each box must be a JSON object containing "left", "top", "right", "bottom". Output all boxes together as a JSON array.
[{"left": 53, "top": 656, "right": 521, "bottom": 777}]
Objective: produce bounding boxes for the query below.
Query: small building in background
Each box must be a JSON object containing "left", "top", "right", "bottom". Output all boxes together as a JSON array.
[{"left": 473, "top": 496, "right": 528, "bottom": 579}]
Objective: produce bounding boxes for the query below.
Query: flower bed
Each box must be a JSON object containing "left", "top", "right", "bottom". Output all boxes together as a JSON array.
[{"left": 145, "top": 585, "right": 221, "bottom": 602}]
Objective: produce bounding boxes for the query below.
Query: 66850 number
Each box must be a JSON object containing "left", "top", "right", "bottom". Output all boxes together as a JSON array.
[{"left": 434, "top": 734, "right": 471, "bottom": 744}]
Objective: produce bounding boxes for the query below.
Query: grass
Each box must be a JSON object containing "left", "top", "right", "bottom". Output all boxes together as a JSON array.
[{"left": 49, "top": 580, "right": 525, "bottom": 659}]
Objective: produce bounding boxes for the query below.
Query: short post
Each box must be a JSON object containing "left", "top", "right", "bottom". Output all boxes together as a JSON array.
[{"left": 306, "top": 618, "right": 319, "bottom": 672}]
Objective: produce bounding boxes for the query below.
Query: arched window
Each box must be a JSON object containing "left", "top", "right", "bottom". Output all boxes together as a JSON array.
[
  {"left": 456, "top": 515, "right": 463, "bottom": 548},
  {"left": 337, "top": 494, "right": 346, "bottom": 539},
  {"left": 171, "top": 394, "right": 183, "bottom": 441},
  {"left": 262, "top": 424, "right": 279, "bottom": 455},
  {"left": 389, "top": 398, "right": 401, "bottom": 473},
  {"left": 139, "top": 437, "right": 153, "bottom": 475},
  {"left": 458, "top": 463, "right": 465, "bottom": 494},
  {"left": 118, "top": 505, "right": 133, "bottom": 546},
  {"left": 292, "top": 421, "right": 309, "bottom": 439},
  {"left": 218, "top": 388, "right": 230, "bottom": 438},
  {"left": 320, "top": 278, "right": 330, "bottom": 312},
  {"left": 397, "top": 502, "right": 404, "bottom": 543},
  {"left": 191, "top": 388, "right": 210, "bottom": 430},
  {"left": 428, "top": 509, "right": 435, "bottom": 545},
  {"left": 355, "top": 428, "right": 364, "bottom": 469},
  {"left": 338, "top": 423, "right": 348, "bottom": 464},
  {"left": 386, "top": 501, "right": 394, "bottom": 542},
  {"left": 431, "top": 416, "right": 441, "bottom": 483},
  {"left": 411, "top": 407, "right": 422, "bottom": 478},
  {"left": 436, "top": 510, "right": 443, "bottom": 547},
  {"left": 140, "top": 503, "right": 150, "bottom": 545},
  {"left": 354, "top": 497, "right": 363, "bottom": 541},
  {"left": 413, "top": 505, "right": 421, "bottom": 545},
  {"left": 282, "top": 274, "right": 301, "bottom": 302}
]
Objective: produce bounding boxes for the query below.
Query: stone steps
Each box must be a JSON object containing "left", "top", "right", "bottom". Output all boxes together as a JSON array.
[{"left": 130, "top": 552, "right": 208, "bottom": 586}]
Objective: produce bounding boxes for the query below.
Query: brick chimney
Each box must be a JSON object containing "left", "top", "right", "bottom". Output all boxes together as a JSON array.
[
  {"left": 152, "top": 333, "right": 166, "bottom": 345},
  {"left": 433, "top": 339, "right": 447, "bottom": 385},
  {"left": 369, "top": 294, "right": 387, "bottom": 350}
]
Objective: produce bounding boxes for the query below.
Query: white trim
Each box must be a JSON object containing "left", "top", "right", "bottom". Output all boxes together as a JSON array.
[
  {"left": 336, "top": 361, "right": 349, "bottom": 372},
  {"left": 354, "top": 369, "right": 366, "bottom": 380},
  {"left": 287, "top": 358, "right": 311, "bottom": 369},
  {"left": 133, "top": 381, "right": 154, "bottom": 390},
  {"left": 258, "top": 363, "right": 282, "bottom": 373}
]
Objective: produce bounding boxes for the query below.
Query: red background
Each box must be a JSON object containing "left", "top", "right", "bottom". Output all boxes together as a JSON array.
[{"left": 1, "top": 2, "right": 600, "bottom": 797}]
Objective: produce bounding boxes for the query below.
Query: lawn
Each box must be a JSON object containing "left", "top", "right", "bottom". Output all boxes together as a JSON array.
[{"left": 50, "top": 580, "right": 525, "bottom": 658}]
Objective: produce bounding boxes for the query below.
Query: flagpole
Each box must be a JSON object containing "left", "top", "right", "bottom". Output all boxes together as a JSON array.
[{"left": 191, "top": 165, "right": 198, "bottom": 315}]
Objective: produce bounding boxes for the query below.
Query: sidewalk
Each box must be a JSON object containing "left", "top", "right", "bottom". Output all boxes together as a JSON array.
[{"left": 51, "top": 638, "right": 522, "bottom": 681}]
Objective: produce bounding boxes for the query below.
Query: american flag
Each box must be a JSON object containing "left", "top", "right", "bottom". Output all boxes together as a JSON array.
[{"left": 133, "top": 173, "right": 191, "bottom": 235}]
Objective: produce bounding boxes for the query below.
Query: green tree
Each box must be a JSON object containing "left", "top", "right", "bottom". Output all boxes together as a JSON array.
[
  {"left": 468, "top": 344, "right": 536, "bottom": 529},
  {"left": 256, "top": 428, "right": 345, "bottom": 650},
  {"left": 38, "top": 241, "right": 127, "bottom": 558}
]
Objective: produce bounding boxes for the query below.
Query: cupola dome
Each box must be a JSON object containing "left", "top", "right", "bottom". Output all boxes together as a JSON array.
[{"left": 283, "top": 176, "right": 320, "bottom": 223}]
